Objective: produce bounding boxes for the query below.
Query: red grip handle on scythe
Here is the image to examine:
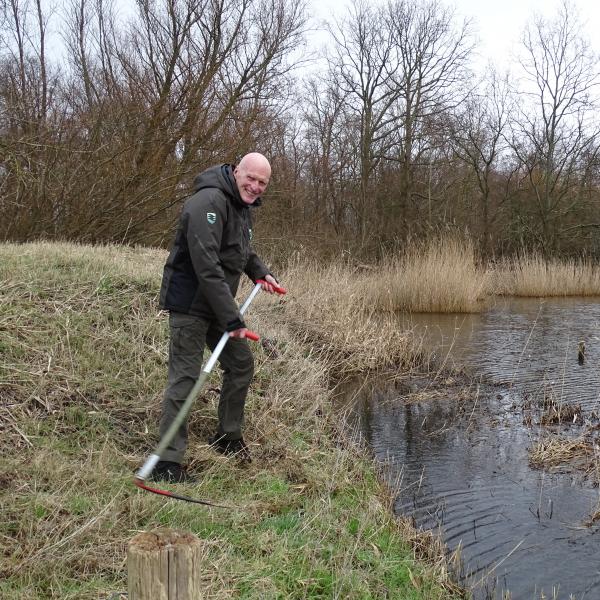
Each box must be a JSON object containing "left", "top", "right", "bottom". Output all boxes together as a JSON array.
[
  {"left": 256, "top": 279, "right": 287, "bottom": 295},
  {"left": 245, "top": 330, "right": 260, "bottom": 341}
]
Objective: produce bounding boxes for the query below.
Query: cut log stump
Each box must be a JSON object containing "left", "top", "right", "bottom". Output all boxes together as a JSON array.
[{"left": 128, "top": 529, "right": 206, "bottom": 600}]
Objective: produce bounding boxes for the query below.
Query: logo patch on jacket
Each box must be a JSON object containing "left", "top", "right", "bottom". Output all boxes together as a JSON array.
[{"left": 206, "top": 212, "right": 216, "bottom": 224}]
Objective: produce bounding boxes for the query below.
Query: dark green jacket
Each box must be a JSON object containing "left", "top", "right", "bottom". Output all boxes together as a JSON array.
[{"left": 159, "top": 164, "right": 270, "bottom": 331}]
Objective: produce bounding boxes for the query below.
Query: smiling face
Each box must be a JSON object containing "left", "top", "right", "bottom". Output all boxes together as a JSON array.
[{"left": 233, "top": 153, "right": 271, "bottom": 205}]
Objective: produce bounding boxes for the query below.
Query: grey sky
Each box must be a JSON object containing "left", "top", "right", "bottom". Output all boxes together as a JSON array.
[
  {"left": 309, "top": 0, "right": 600, "bottom": 69},
  {"left": 45, "top": 0, "right": 600, "bottom": 73}
]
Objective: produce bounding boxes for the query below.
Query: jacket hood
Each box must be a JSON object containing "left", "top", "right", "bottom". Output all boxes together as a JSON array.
[{"left": 192, "top": 164, "right": 263, "bottom": 207}]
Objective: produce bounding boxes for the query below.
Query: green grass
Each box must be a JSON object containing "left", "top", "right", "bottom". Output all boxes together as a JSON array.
[{"left": 0, "top": 242, "right": 460, "bottom": 599}]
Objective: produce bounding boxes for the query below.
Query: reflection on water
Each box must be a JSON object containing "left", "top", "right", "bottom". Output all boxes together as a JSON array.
[
  {"left": 407, "top": 297, "right": 600, "bottom": 410},
  {"left": 355, "top": 297, "right": 600, "bottom": 599}
]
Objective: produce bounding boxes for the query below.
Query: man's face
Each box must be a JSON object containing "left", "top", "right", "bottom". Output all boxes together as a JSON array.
[{"left": 233, "top": 163, "right": 270, "bottom": 205}]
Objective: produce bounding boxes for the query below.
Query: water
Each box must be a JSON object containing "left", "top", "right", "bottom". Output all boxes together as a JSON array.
[
  {"left": 352, "top": 297, "right": 600, "bottom": 599},
  {"left": 409, "top": 298, "right": 600, "bottom": 410}
]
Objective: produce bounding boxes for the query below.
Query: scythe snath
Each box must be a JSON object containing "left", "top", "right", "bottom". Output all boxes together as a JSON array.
[{"left": 134, "top": 279, "right": 286, "bottom": 505}]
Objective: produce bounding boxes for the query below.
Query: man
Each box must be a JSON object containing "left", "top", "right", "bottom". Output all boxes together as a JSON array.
[{"left": 154, "top": 152, "right": 279, "bottom": 483}]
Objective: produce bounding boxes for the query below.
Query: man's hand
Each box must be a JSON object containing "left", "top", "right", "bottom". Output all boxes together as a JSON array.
[
  {"left": 229, "top": 328, "right": 249, "bottom": 339},
  {"left": 260, "top": 274, "right": 280, "bottom": 294}
]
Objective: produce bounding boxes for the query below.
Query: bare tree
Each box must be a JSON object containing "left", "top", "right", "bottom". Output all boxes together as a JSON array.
[
  {"left": 385, "top": 0, "right": 474, "bottom": 226},
  {"left": 102, "top": 0, "right": 307, "bottom": 243},
  {"left": 509, "top": 0, "right": 600, "bottom": 253},
  {"left": 302, "top": 76, "right": 356, "bottom": 235},
  {"left": 450, "top": 69, "right": 512, "bottom": 255},
  {"left": 325, "top": 0, "right": 403, "bottom": 242},
  {"left": 0, "top": 0, "right": 60, "bottom": 238},
  {"left": 315, "top": 0, "right": 473, "bottom": 246},
  {"left": 1, "top": 0, "right": 306, "bottom": 243}
]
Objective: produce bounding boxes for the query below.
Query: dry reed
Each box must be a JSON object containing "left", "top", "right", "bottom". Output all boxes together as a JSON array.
[
  {"left": 272, "top": 257, "right": 422, "bottom": 374},
  {"left": 359, "top": 236, "right": 491, "bottom": 314},
  {"left": 529, "top": 435, "right": 597, "bottom": 481},
  {"left": 494, "top": 254, "right": 600, "bottom": 297}
]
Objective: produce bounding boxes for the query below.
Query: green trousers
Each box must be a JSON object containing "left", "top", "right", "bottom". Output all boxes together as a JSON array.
[{"left": 159, "top": 312, "right": 254, "bottom": 464}]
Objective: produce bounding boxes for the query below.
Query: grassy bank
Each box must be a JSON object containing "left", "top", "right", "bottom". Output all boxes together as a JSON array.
[{"left": 0, "top": 242, "right": 459, "bottom": 599}]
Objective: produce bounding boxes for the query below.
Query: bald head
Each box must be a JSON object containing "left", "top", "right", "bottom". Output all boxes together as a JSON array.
[{"left": 233, "top": 153, "right": 271, "bottom": 205}]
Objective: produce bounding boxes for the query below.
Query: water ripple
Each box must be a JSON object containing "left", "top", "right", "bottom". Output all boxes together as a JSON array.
[{"left": 358, "top": 297, "right": 600, "bottom": 599}]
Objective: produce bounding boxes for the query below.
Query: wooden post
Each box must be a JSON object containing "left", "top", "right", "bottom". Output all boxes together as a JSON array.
[
  {"left": 127, "top": 529, "right": 206, "bottom": 600},
  {"left": 578, "top": 340, "right": 586, "bottom": 365}
]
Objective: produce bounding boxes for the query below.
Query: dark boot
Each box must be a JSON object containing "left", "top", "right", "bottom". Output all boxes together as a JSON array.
[
  {"left": 150, "top": 460, "right": 195, "bottom": 483},
  {"left": 208, "top": 434, "right": 251, "bottom": 463}
]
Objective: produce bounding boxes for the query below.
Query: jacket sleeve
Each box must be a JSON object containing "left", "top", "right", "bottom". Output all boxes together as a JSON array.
[
  {"left": 185, "top": 193, "right": 245, "bottom": 331},
  {"left": 243, "top": 210, "right": 272, "bottom": 282},
  {"left": 244, "top": 250, "right": 271, "bottom": 283}
]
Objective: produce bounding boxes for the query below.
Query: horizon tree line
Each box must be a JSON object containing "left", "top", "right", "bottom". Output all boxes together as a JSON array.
[{"left": 1, "top": 0, "right": 599, "bottom": 260}]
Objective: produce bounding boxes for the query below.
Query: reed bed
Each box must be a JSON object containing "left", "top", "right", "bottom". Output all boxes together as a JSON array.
[
  {"left": 0, "top": 241, "right": 459, "bottom": 599},
  {"left": 268, "top": 237, "right": 600, "bottom": 320},
  {"left": 495, "top": 254, "right": 600, "bottom": 297},
  {"left": 358, "top": 237, "right": 492, "bottom": 314},
  {"left": 271, "top": 257, "right": 421, "bottom": 374},
  {"left": 529, "top": 435, "right": 598, "bottom": 481}
]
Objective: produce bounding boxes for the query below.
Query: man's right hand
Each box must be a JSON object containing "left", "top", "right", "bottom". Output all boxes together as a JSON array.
[
  {"left": 260, "top": 274, "right": 280, "bottom": 294},
  {"left": 229, "top": 328, "right": 249, "bottom": 339}
]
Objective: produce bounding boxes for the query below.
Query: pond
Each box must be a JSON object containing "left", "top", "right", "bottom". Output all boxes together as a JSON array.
[{"left": 350, "top": 297, "right": 600, "bottom": 599}]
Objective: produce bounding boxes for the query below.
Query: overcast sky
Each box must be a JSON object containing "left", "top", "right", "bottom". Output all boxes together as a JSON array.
[
  {"left": 308, "top": 0, "right": 600, "bottom": 69},
  {"left": 45, "top": 0, "right": 600, "bottom": 73}
]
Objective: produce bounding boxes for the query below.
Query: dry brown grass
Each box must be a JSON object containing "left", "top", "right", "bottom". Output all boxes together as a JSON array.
[
  {"left": 529, "top": 435, "right": 598, "bottom": 480},
  {"left": 272, "top": 258, "right": 422, "bottom": 375},
  {"left": 494, "top": 254, "right": 600, "bottom": 297},
  {"left": 359, "top": 236, "right": 491, "bottom": 314},
  {"left": 396, "top": 517, "right": 465, "bottom": 597},
  {"left": 529, "top": 432, "right": 600, "bottom": 529}
]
